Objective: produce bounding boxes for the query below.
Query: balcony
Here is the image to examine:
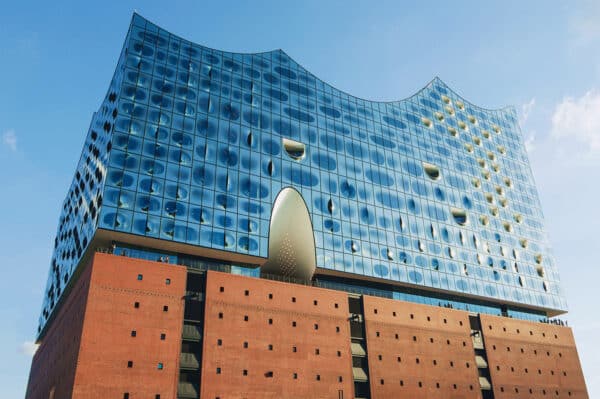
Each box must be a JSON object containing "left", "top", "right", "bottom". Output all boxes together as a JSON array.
[
  {"left": 182, "top": 324, "right": 202, "bottom": 341},
  {"left": 177, "top": 382, "right": 199, "bottom": 398},
  {"left": 179, "top": 353, "right": 200, "bottom": 370}
]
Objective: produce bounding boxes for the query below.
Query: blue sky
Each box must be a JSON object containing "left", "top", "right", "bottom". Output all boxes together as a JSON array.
[{"left": 1, "top": 1, "right": 599, "bottom": 396}]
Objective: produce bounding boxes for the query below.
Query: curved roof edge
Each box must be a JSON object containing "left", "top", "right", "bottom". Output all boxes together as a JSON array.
[{"left": 131, "top": 12, "right": 516, "bottom": 113}]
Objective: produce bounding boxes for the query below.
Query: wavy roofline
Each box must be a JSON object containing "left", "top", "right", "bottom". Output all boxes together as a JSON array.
[{"left": 132, "top": 12, "right": 515, "bottom": 113}]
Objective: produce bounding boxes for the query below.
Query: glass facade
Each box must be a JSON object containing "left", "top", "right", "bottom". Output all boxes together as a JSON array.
[{"left": 38, "top": 13, "right": 566, "bottom": 335}]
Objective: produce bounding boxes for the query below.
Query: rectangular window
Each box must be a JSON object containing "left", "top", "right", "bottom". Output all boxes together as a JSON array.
[
  {"left": 217, "top": 339, "right": 222, "bottom": 346},
  {"left": 268, "top": 293, "right": 273, "bottom": 299},
  {"left": 219, "top": 286, "right": 224, "bottom": 292},
  {"left": 124, "top": 394, "right": 129, "bottom": 399},
  {"left": 243, "top": 342, "right": 248, "bottom": 348},
  {"left": 160, "top": 333, "right": 166, "bottom": 340},
  {"left": 292, "top": 346, "right": 297, "bottom": 353},
  {"left": 165, "top": 278, "right": 171, "bottom": 285},
  {"left": 216, "top": 367, "right": 221, "bottom": 374},
  {"left": 163, "top": 305, "right": 169, "bottom": 312},
  {"left": 155, "top": 395, "right": 161, "bottom": 399},
  {"left": 292, "top": 321, "right": 296, "bottom": 327},
  {"left": 137, "top": 274, "right": 143, "bottom": 281},
  {"left": 131, "top": 330, "right": 137, "bottom": 337},
  {"left": 293, "top": 373, "right": 298, "bottom": 379},
  {"left": 127, "top": 361, "right": 133, "bottom": 368},
  {"left": 243, "top": 369, "right": 248, "bottom": 376},
  {"left": 244, "top": 315, "right": 249, "bottom": 321},
  {"left": 157, "top": 363, "right": 164, "bottom": 370},
  {"left": 314, "top": 324, "right": 319, "bottom": 330},
  {"left": 244, "top": 290, "right": 249, "bottom": 296},
  {"left": 134, "top": 302, "right": 140, "bottom": 308},
  {"left": 218, "top": 312, "right": 223, "bottom": 319}
]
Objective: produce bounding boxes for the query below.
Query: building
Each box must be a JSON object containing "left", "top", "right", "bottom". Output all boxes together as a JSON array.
[{"left": 26, "top": 12, "right": 588, "bottom": 399}]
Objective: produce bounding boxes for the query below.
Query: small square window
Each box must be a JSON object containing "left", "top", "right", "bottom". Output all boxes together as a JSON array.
[
  {"left": 292, "top": 346, "right": 297, "bottom": 353},
  {"left": 160, "top": 333, "right": 166, "bottom": 340},
  {"left": 219, "top": 286, "right": 224, "bottom": 292},
  {"left": 243, "top": 342, "right": 248, "bottom": 348},
  {"left": 316, "top": 374, "right": 321, "bottom": 381},
  {"left": 337, "top": 350, "right": 341, "bottom": 357},
  {"left": 218, "top": 312, "right": 223, "bottom": 319},
  {"left": 293, "top": 373, "right": 298, "bottom": 379},
  {"left": 244, "top": 290, "right": 249, "bottom": 296},
  {"left": 313, "top": 300, "right": 318, "bottom": 305},
  {"left": 243, "top": 369, "right": 248, "bottom": 376},
  {"left": 216, "top": 367, "right": 221, "bottom": 374},
  {"left": 314, "top": 323, "right": 319, "bottom": 330},
  {"left": 165, "top": 278, "right": 171, "bottom": 285},
  {"left": 315, "top": 348, "right": 320, "bottom": 355},
  {"left": 134, "top": 302, "right": 140, "bottom": 308},
  {"left": 157, "top": 362, "right": 164, "bottom": 370},
  {"left": 124, "top": 393, "right": 130, "bottom": 399},
  {"left": 336, "top": 326, "right": 340, "bottom": 333},
  {"left": 131, "top": 330, "right": 137, "bottom": 337},
  {"left": 291, "top": 297, "right": 296, "bottom": 302},
  {"left": 268, "top": 318, "right": 273, "bottom": 325},
  {"left": 244, "top": 315, "right": 249, "bottom": 321},
  {"left": 155, "top": 395, "right": 161, "bottom": 399},
  {"left": 127, "top": 360, "right": 133, "bottom": 368},
  {"left": 338, "top": 376, "right": 343, "bottom": 382},
  {"left": 268, "top": 293, "right": 273, "bottom": 299},
  {"left": 292, "top": 321, "right": 297, "bottom": 327},
  {"left": 217, "top": 339, "right": 222, "bottom": 346},
  {"left": 268, "top": 344, "right": 273, "bottom": 351},
  {"left": 334, "top": 303, "right": 339, "bottom": 308},
  {"left": 376, "top": 331, "right": 380, "bottom": 337},
  {"left": 163, "top": 305, "right": 169, "bottom": 312},
  {"left": 137, "top": 274, "right": 143, "bottom": 281},
  {"left": 374, "top": 308, "right": 378, "bottom": 314}
]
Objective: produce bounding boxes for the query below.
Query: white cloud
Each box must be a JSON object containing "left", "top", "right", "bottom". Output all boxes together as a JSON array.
[
  {"left": 20, "top": 341, "right": 38, "bottom": 357},
  {"left": 520, "top": 98, "right": 536, "bottom": 124},
  {"left": 551, "top": 90, "right": 600, "bottom": 152},
  {"left": 2, "top": 129, "right": 17, "bottom": 152}
]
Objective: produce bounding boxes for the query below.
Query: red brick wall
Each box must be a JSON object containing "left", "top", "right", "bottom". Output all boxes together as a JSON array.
[
  {"left": 480, "top": 314, "right": 588, "bottom": 398},
  {"left": 362, "top": 296, "right": 481, "bottom": 398},
  {"left": 200, "top": 271, "right": 354, "bottom": 399},
  {"left": 25, "top": 259, "right": 92, "bottom": 399}
]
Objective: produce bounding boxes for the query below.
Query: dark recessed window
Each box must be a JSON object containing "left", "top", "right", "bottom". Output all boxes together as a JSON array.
[
  {"left": 243, "top": 369, "right": 248, "bottom": 376},
  {"left": 244, "top": 315, "right": 249, "bottom": 321},
  {"left": 313, "top": 300, "right": 318, "bottom": 305},
  {"left": 124, "top": 393, "right": 130, "bottom": 399},
  {"left": 134, "top": 302, "right": 140, "bottom": 308},
  {"left": 217, "top": 339, "right": 222, "bottom": 346},
  {"left": 137, "top": 274, "right": 143, "bottom": 281},
  {"left": 163, "top": 305, "right": 169, "bottom": 312},
  {"left": 268, "top": 318, "right": 273, "bottom": 325},
  {"left": 219, "top": 286, "right": 224, "bottom": 292},
  {"left": 157, "top": 363, "right": 164, "bottom": 370},
  {"left": 216, "top": 367, "right": 221, "bottom": 374},
  {"left": 127, "top": 360, "right": 133, "bottom": 368},
  {"left": 155, "top": 395, "right": 161, "bottom": 399},
  {"left": 376, "top": 331, "right": 380, "bottom": 337},
  {"left": 314, "top": 324, "right": 319, "bottom": 330},
  {"left": 293, "top": 373, "right": 298, "bottom": 379},
  {"left": 315, "top": 348, "right": 320, "bottom": 355},
  {"left": 338, "top": 376, "right": 343, "bottom": 382},
  {"left": 316, "top": 375, "right": 321, "bottom": 381},
  {"left": 243, "top": 342, "right": 248, "bottom": 348},
  {"left": 244, "top": 290, "right": 249, "bottom": 296},
  {"left": 292, "top": 346, "right": 297, "bottom": 353},
  {"left": 337, "top": 350, "right": 341, "bottom": 357},
  {"left": 268, "top": 293, "right": 273, "bottom": 299},
  {"left": 160, "top": 333, "right": 166, "bottom": 340},
  {"left": 268, "top": 344, "right": 273, "bottom": 351},
  {"left": 292, "top": 297, "right": 296, "bottom": 302},
  {"left": 218, "top": 312, "right": 223, "bottom": 319},
  {"left": 334, "top": 303, "right": 339, "bottom": 308},
  {"left": 292, "top": 321, "right": 296, "bottom": 327},
  {"left": 131, "top": 330, "right": 137, "bottom": 337},
  {"left": 336, "top": 326, "right": 340, "bottom": 333},
  {"left": 165, "top": 278, "right": 171, "bottom": 285}
]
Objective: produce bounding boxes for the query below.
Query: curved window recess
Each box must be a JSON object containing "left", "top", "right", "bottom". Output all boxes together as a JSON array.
[
  {"left": 327, "top": 199, "right": 335, "bottom": 214},
  {"left": 462, "top": 264, "right": 469, "bottom": 275},
  {"left": 459, "top": 231, "right": 466, "bottom": 245},
  {"left": 519, "top": 238, "right": 528, "bottom": 248},
  {"left": 468, "top": 115, "right": 477, "bottom": 124},
  {"left": 386, "top": 249, "right": 394, "bottom": 261},
  {"left": 448, "top": 127, "right": 458, "bottom": 136},
  {"left": 478, "top": 158, "right": 487, "bottom": 168},
  {"left": 514, "top": 214, "right": 523, "bottom": 223},
  {"left": 485, "top": 193, "right": 494, "bottom": 204},
  {"left": 482, "top": 170, "right": 491, "bottom": 180},
  {"left": 476, "top": 254, "right": 482, "bottom": 265},
  {"left": 465, "top": 143, "right": 474, "bottom": 153},
  {"left": 451, "top": 207, "right": 468, "bottom": 225},
  {"left": 472, "top": 178, "right": 481, "bottom": 188},
  {"left": 498, "top": 145, "right": 506, "bottom": 154},
  {"left": 518, "top": 275, "right": 525, "bottom": 287},
  {"left": 473, "top": 136, "right": 482, "bottom": 146},
  {"left": 267, "top": 160, "right": 275, "bottom": 176},
  {"left": 493, "top": 125, "right": 501, "bottom": 133},
  {"left": 480, "top": 215, "right": 489, "bottom": 226},
  {"left": 456, "top": 100, "right": 465, "bottom": 110},
  {"left": 503, "top": 177, "right": 512, "bottom": 187},
  {"left": 495, "top": 186, "right": 504, "bottom": 196},
  {"left": 447, "top": 247, "right": 455, "bottom": 258},
  {"left": 421, "top": 117, "right": 433, "bottom": 128},
  {"left": 534, "top": 254, "right": 543, "bottom": 264},
  {"left": 473, "top": 235, "right": 479, "bottom": 248},
  {"left": 282, "top": 138, "right": 306, "bottom": 161},
  {"left": 484, "top": 242, "right": 491, "bottom": 253},
  {"left": 482, "top": 130, "right": 491, "bottom": 139},
  {"left": 543, "top": 281, "right": 549, "bottom": 292},
  {"left": 458, "top": 121, "right": 468, "bottom": 131},
  {"left": 423, "top": 162, "right": 441, "bottom": 180},
  {"left": 430, "top": 224, "right": 437, "bottom": 239},
  {"left": 351, "top": 241, "right": 359, "bottom": 253},
  {"left": 536, "top": 266, "right": 546, "bottom": 278},
  {"left": 445, "top": 105, "right": 455, "bottom": 115},
  {"left": 442, "top": 95, "right": 451, "bottom": 104},
  {"left": 434, "top": 112, "right": 444, "bottom": 121},
  {"left": 246, "top": 132, "right": 253, "bottom": 147},
  {"left": 490, "top": 206, "right": 499, "bottom": 216},
  {"left": 512, "top": 249, "right": 519, "bottom": 260},
  {"left": 503, "top": 222, "right": 512, "bottom": 232},
  {"left": 487, "top": 151, "right": 495, "bottom": 161},
  {"left": 418, "top": 240, "right": 425, "bottom": 252},
  {"left": 513, "top": 262, "right": 519, "bottom": 273},
  {"left": 500, "top": 246, "right": 507, "bottom": 256},
  {"left": 491, "top": 163, "right": 500, "bottom": 172},
  {"left": 499, "top": 198, "right": 508, "bottom": 208}
]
